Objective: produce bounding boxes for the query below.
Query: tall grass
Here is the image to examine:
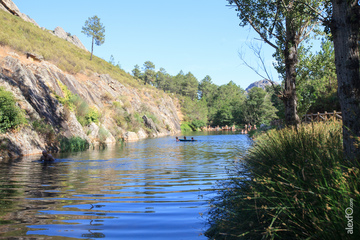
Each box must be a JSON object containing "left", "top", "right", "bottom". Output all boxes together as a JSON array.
[
  {"left": 206, "top": 122, "right": 359, "bottom": 239},
  {"left": 60, "top": 136, "right": 89, "bottom": 152}
]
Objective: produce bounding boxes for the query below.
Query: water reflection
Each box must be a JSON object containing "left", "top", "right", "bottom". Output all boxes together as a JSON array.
[{"left": 0, "top": 132, "right": 251, "bottom": 239}]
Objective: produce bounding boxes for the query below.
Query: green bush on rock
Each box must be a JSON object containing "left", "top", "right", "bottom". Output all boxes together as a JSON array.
[{"left": 0, "top": 87, "right": 27, "bottom": 132}]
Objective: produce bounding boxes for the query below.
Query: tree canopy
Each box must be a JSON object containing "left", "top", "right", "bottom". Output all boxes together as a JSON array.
[{"left": 82, "top": 15, "right": 105, "bottom": 60}]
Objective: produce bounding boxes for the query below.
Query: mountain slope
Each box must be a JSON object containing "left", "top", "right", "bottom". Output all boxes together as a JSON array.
[{"left": 0, "top": 9, "right": 181, "bottom": 159}]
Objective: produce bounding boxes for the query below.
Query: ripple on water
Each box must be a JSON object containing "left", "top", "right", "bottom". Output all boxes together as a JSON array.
[{"left": 0, "top": 132, "right": 251, "bottom": 239}]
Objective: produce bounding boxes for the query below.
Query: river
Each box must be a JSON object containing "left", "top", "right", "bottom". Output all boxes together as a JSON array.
[{"left": 0, "top": 132, "right": 251, "bottom": 240}]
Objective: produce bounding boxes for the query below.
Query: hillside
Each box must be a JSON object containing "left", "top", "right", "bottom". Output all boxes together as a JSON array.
[{"left": 0, "top": 6, "right": 182, "bottom": 158}]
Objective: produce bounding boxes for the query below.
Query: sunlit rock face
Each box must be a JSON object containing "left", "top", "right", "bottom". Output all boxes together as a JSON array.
[
  {"left": 0, "top": 53, "right": 181, "bottom": 158},
  {"left": 245, "top": 79, "right": 278, "bottom": 92}
]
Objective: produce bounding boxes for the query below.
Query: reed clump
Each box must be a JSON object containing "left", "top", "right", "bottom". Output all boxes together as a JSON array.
[
  {"left": 59, "top": 136, "right": 89, "bottom": 153},
  {"left": 206, "top": 121, "right": 359, "bottom": 240}
]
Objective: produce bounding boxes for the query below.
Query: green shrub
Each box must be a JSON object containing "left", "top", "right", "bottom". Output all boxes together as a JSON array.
[
  {"left": 60, "top": 136, "right": 89, "bottom": 152},
  {"left": 85, "top": 106, "right": 100, "bottom": 124},
  {"left": 0, "top": 87, "right": 27, "bottom": 132},
  {"left": 206, "top": 122, "right": 359, "bottom": 240},
  {"left": 180, "top": 122, "right": 192, "bottom": 132},
  {"left": 190, "top": 119, "right": 206, "bottom": 131}
]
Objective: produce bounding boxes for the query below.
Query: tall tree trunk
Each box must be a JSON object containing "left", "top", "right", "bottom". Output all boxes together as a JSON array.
[
  {"left": 282, "top": 16, "right": 300, "bottom": 127},
  {"left": 331, "top": 0, "right": 360, "bottom": 165},
  {"left": 90, "top": 37, "right": 94, "bottom": 60}
]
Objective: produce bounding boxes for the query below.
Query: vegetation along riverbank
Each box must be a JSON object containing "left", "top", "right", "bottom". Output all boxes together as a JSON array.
[{"left": 205, "top": 121, "right": 359, "bottom": 239}]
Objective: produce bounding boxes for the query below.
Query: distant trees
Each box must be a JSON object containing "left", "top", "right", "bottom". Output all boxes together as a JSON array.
[
  {"left": 82, "top": 15, "right": 105, "bottom": 60},
  {"left": 131, "top": 61, "right": 282, "bottom": 127}
]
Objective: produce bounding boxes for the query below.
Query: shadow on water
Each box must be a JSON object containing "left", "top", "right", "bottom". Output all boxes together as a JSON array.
[{"left": 0, "top": 132, "right": 251, "bottom": 240}]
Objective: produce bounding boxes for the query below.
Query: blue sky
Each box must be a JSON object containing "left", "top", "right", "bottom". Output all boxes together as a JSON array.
[{"left": 13, "top": 0, "right": 279, "bottom": 89}]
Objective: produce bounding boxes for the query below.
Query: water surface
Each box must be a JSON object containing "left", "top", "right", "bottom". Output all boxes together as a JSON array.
[{"left": 0, "top": 132, "right": 251, "bottom": 239}]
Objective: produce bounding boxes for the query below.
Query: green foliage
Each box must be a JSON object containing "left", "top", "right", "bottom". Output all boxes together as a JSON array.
[
  {"left": 180, "top": 122, "right": 193, "bottom": 132},
  {"left": 206, "top": 122, "right": 359, "bottom": 239},
  {"left": 55, "top": 83, "right": 99, "bottom": 126},
  {"left": 56, "top": 81, "right": 76, "bottom": 111},
  {"left": 209, "top": 81, "right": 246, "bottom": 126},
  {"left": 297, "top": 40, "right": 339, "bottom": 115},
  {"left": 190, "top": 119, "right": 206, "bottom": 131},
  {"left": 181, "top": 96, "right": 208, "bottom": 126},
  {"left": 82, "top": 15, "right": 105, "bottom": 60},
  {"left": 143, "top": 61, "right": 156, "bottom": 85},
  {"left": 132, "top": 64, "right": 142, "bottom": 79},
  {"left": 60, "top": 136, "right": 89, "bottom": 152},
  {"left": 84, "top": 106, "right": 100, "bottom": 124},
  {"left": 0, "top": 87, "right": 27, "bottom": 132},
  {"left": 243, "top": 87, "right": 278, "bottom": 125}
]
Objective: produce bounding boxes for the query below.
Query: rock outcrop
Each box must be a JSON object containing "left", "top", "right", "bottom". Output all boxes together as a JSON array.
[
  {"left": 245, "top": 79, "right": 278, "bottom": 92},
  {"left": 53, "top": 27, "right": 88, "bottom": 52},
  {"left": 0, "top": 50, "right": 181, "bottom": 158}
]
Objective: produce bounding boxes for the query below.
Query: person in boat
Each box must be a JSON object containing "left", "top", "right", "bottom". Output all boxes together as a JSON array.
[
  {"left": 184, "top": 136, "right": 187, "bottom": 140},
  {"left": 176, "top": 137, "right": 179, "bottom": 142},
  {"left": 191, "top": 137, "right": 195, "bottom": 141},
  {"left": 40, "top": 150, "right": 55, "bottom": 162}
]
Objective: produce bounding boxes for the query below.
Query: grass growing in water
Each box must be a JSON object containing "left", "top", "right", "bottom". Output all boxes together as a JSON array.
[
  {"left": 60, "top": 136, "right": 89, "bottom": 153},
  {"left": 206, "top": 121, "right": 359, "bottom": 239}
]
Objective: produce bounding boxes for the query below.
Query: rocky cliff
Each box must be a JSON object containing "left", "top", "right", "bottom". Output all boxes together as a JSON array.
[{"left": 0, "top": 47, "right": 181, "bottom": 158}]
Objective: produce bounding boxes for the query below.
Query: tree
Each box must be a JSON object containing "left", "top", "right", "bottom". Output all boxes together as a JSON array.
[
  {"left": 210, "top": 81, "right": 246, "bottom": 126},
  {"left": 228, "top": 0, "right": 321, "bottom": 127},
  {"left": 199, "top": 75, "right": 217, "bottom": 100},
  {"left": 243, "top": 87, "right": 278, "bottom": 126},
  {"left": 132, "top": 64, "right": 142, "bottom": 79},
  {"left": 143, "top": 61, "right": 156, "bottom": 85},
  {"left": 181, "top": 72, "right": 199, "bottom": 100},
  {"left": 328, "top": 0, "right": 360, "bottom": 163},
  {"left": 296, "top": 39, "right": 339, "bottom": 116},
  {"left": 82, "top": 15, "right": 105, "bottom": 60}
]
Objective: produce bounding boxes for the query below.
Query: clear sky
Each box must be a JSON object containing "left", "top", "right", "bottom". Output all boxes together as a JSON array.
[{"left": 13, "top": 0, "right": 279, "bottom": 89}]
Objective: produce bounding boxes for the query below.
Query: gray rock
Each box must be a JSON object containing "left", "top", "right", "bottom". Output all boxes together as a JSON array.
[
  {"left": 246, "top": 79, "right": 278, "bottom": 92},
  {"left": 53, "top": 27, "right": 88, "bottom": 51},
  {"left": 142, "top": 115, "right": 158, "bottom": 133}
]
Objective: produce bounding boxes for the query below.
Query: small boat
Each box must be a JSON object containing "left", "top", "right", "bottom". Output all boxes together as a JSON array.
[{"left": 179, "top": 139, "right": 196, "bottom": 142}]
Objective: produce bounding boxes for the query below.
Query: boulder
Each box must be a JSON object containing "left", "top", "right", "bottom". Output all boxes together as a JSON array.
[
  {"left": 123, "top": 132, "right": 138, "bottom": 142},
  {"left": 53, "top": 27, "right": 88, "bottom": 51}
]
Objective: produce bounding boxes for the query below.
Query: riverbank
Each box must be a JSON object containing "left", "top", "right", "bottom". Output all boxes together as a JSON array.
[{"left": 205, "top": 121, "right": 359, "bottom": 239}]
